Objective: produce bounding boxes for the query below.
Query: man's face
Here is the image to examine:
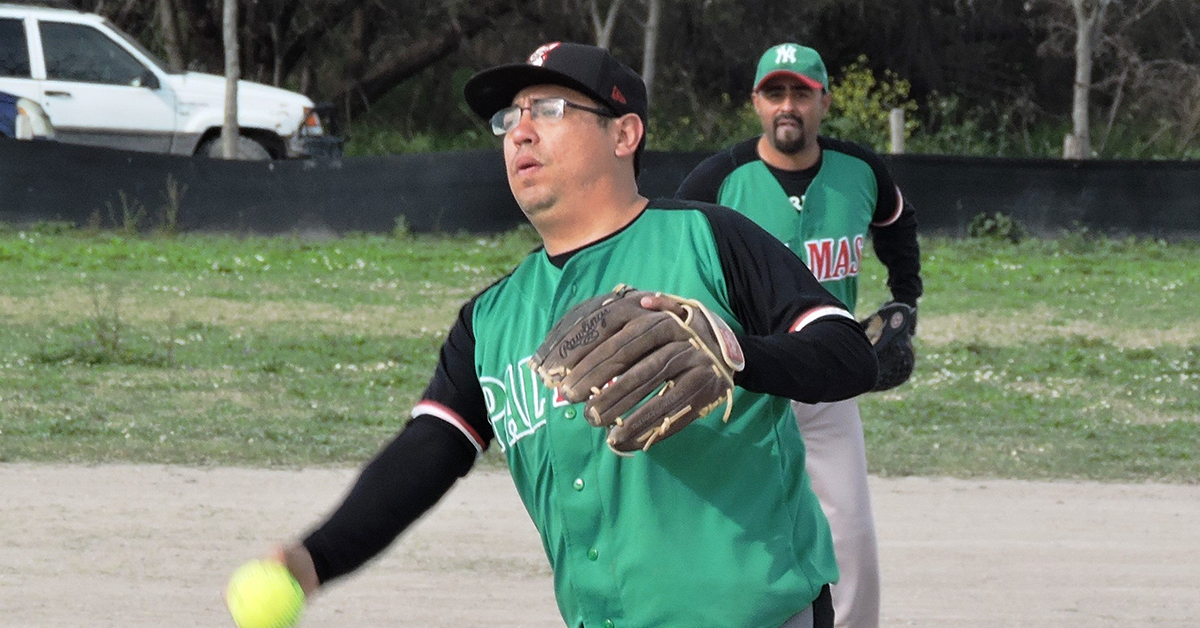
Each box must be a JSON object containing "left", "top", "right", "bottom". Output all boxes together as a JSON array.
[
  {"left": 751, "top": 76, "right": 830, "bottom": 156},
  {"left": 501, "top": 84, "right": 614, "bottom": 218}
]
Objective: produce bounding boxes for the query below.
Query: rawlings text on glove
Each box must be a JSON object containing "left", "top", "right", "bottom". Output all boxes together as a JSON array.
[{"left": 529, "top": 285, "right": 745, "bottom": 453}]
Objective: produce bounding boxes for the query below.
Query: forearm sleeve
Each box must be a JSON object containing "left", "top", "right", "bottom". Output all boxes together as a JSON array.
[
  {"left": 735, "top": 317, "right": 878, "bottom": 403},
  {"left": 302, "top": 416, "right": 476, "bottom": 584},
  {"left": 871, "top": 206, "right": 923, "bottom": 307}
]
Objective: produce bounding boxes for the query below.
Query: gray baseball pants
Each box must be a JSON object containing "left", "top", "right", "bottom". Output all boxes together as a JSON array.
[{"left": 792, "top": 399, "right": 881, "bottom": 628}]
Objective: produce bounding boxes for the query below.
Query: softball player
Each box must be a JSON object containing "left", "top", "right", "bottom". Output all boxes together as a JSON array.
[
  {"left": 676, "top": 43, "right": 924, "bottom": 628},
  {"left": 259, "top": 43, "right": 878, "bottom": 628}
]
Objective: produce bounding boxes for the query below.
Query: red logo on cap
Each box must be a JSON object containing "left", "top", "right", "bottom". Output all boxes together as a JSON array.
[
  {"left": 611, "top": 86, "right": 627, "bottom": 104},
  {"left": 527, "top": 42, "right": 561, "bottom": 67}
]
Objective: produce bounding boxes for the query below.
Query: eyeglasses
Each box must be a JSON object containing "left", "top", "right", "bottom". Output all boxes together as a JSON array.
[
  {"left": 756, "top": 84, "right": 821, "bottom": 104},
  {"left": 490, "top": 97, "right": 616, "bottom": 135}
]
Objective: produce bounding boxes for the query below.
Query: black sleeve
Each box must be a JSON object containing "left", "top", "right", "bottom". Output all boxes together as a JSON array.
[
  {"left": 870, "top": 195, "right": 923, "bottom": 308},
  {"left": 674, "top": 149, "right": 736, "bottom": 203},
  {"left": 301, "top": 415, "right": 476, "bottom": 584},
  {"left": 301, "top": 296, "right": 499, "bottom": 584},
  {"left": 689, "top": 202, "right": 878, "bottom": 402},
  {"left": 736, "top": 317, "right": 877, "bottom": 403},
  {"left": 851, "top": 142, "right": 923, "bottom": 307}
]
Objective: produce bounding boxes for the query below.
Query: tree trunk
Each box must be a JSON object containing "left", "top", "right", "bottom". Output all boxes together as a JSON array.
[
  {"left": 1069, "top": 1, "right": 1092, "bottom": 158},
  {"left": 1097, "top": 65, "right": 1128, "bottom": 155},
  {"left": 1067, "top": 0, "right": 1109, "bottom": 159},
  {"left": 221, "top": 0, "right": 240, "bottom": 159},
  {"left": 590, "top": 0, "right": 623, "bottom": 49},
  {"left": 156, "top": 0, "right": 185, "bottom": 73},
  {"left": 300, "top": 61, "right": 311, "bottom": 95},
  {"left": 343, "top": 7, "right": 369, "bottom": 113},
  {"left": 640, "top": 0, "right": 660, "bottom": 106},
  {"left": 270, "top": 22, "right": 281, "bottom": 86}
]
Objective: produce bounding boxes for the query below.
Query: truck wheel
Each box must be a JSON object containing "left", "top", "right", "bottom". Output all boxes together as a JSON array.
[{"left": 197, "top": 136, "right": 273, "bottom": 160}]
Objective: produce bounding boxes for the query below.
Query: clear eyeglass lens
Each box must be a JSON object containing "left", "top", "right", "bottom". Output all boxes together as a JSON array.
[
  {"left": 531, "top": 98, "right": 565, "bottom": 120},
  {"left": 490, "top": 98, "right": 568, "bottom": 135},
  {"left": 490, "top": 108, "right": 517, "bottom": 135}
]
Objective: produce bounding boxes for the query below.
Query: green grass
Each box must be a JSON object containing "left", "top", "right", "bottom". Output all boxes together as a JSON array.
[{"left": 0, "top": 225, "right": 1196, "bottom": 482}]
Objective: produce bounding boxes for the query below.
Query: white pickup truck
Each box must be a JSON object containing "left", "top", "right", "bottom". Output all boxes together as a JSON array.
[{"left": 0, "top": 1, "right": 338, "bottom": 159}]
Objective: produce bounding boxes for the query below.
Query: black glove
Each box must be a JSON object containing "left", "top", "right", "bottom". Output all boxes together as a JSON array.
[{"left": 858, "top": 302, "right": 917, "bottom": 392}]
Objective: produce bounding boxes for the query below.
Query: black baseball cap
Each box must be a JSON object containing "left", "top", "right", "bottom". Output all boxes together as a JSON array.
[{"left": 464, "top": 42, "right": 648, "bottom": 173}]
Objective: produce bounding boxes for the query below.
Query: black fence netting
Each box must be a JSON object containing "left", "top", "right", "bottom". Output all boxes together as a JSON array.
[{"left": 2, "top": 139, "right": 1197, "bottom": 239}]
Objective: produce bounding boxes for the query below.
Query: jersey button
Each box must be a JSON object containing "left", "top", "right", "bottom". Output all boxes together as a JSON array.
[
  {"left": 573, "top": 478, "right": 585, "bottom": 491},
  {"left": 603, "top": 620, "right": 615, "bottom": 628},
  {"left": 587, "top": 548, "right": 599, "bottom": 561},
  {"left": 564, "top": 407, "right": 577, "bottom": 419}
]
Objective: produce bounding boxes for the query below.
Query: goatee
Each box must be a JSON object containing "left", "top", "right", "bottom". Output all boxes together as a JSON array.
[{"left": 772, "top": 115, "right": 806, "bottom": 155}]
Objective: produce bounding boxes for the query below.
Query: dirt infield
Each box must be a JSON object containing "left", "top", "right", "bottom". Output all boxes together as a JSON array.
[{"left": 1, "top": 464, "right": 1197, "bottom": 628}]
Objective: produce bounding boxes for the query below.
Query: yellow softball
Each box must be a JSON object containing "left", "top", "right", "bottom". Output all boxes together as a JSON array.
[{"left": 225, "top": 559, "right": 305, "bottom": 628}]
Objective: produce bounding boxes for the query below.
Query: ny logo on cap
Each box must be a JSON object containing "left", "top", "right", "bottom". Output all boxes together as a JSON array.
[
  {"left": 528, "top": 42, "right": 561, "bottom": 67},
  {"left": 775, "top": 44, "right": 798, "bottom": 64}
]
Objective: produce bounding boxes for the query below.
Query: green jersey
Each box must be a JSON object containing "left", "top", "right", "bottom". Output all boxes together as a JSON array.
[
  {"left": 414, "top": 201, "right": 862, "bottom": 628},
  {"left": 675, "top": 136, "right": 920, "bottom": 313}
]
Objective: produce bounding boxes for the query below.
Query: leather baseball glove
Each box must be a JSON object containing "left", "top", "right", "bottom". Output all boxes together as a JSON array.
[
  {"left": 859, "top": 302, "right": 917, "bottom": 392},
  {"left": 529, "top": 285, "right": 745, "bottom": 454}
]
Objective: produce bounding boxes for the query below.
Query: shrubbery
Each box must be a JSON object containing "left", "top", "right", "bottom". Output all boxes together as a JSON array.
[
  {"left": 823, "top": 55, "right": 919, "bottom": 152},
  {"left": 968, "top": 212, "right": 1028, "bottom": 243},
  {"left": 340, "top": 56, "right": 1200, "bottom": 160}
]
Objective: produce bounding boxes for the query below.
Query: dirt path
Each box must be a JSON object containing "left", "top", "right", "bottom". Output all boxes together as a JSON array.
[{"left": 1, "top": 464, "right": 1197, "bottom": 628}]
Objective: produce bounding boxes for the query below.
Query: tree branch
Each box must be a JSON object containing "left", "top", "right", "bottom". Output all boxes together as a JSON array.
[{"left": 333, "top": 0, "right": 517, "bottom": 118}]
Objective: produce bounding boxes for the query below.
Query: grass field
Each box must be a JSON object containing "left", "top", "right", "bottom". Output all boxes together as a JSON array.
[{"left": 0, "top": 225, "right": 1196, "bottom": 482}]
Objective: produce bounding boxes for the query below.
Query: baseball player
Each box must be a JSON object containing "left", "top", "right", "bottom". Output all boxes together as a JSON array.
[
  {"left": 675, "top": 43, "right": 924, "bottom": 628},
  {"left": 252, "top": 43, "right": 878, "bottom": 628}
]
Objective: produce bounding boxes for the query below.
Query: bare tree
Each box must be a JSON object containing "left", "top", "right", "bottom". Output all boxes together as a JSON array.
[
  {"left": 580, "top": 0, "right": 624, "bottom": 49},
  {"left": 1066, "top": 0, "right": 1110, "bottom": 158},
  {"left": 155, "top": 0, "right": 185, "bottom": 72},
  {"left": 329, "top": 0, "right": 517, "bottom": 119},
  {"left": 220, "top": 0, "right": 239, "bottom": 158},
  {"left": 640, "top": 0, "right": 660, "bottom": 105},
  {"left": 1031, "top": 0, "right": 1167, "bottom": 158},
  {"left": 1096, "top": 53, "right": 1200, "bottom": 156}
]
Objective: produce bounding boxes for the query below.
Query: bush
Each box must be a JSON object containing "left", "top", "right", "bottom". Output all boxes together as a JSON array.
[
  {"left": 968, "top": 212, "right": 1027, "bottom": 243},
  {"left": 906, "top": 94, "right": 1018, "bottom": 156},
  {"left": 823, "top": 55, "right": 919, "bottom": 152},
  {"left": 648, "top": 93, "right": 761, "bottom": 152}
]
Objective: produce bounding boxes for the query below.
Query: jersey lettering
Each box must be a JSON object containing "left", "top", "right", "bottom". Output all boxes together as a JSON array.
[
  {"left": 480, "top": 356, "right": 548, "bottom": 452},
  {"left": 806, "top": 239, "right": 833, "bottom": 279},
  {"left": 833, "top": 239, "right": 851, "bottom": 278},
  {"left": 851, "top": 236, "right": 863, "bottom": 275},
  {"left": 804, "top": 235, "right": 865, "bottom": 282}
]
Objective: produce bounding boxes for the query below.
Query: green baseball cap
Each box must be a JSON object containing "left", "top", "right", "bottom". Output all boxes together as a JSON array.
[{"left": 753, "top": 43, "right": 828, "bottom": 92}]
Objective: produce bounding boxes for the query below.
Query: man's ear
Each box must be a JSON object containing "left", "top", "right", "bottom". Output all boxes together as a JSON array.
[
  {"left": 613, "top": 114, "right": 644, "bottom": 159},
  {"left": 820, "top": 90, "right": 833, "bottom": 117},
  {"left": 750, "top": 91, "right": 766, "bottom": 116}
]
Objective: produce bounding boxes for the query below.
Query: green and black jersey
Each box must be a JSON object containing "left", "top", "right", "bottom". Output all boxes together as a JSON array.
[
  {"left": 304, "top": 199, "right": 879, "bottom": 628},
  {"left": 424, "top": 200, "right": 865, "bottom": 628},
  {"left": 676, "top": 136, "right": 922, "bottom": 313}
]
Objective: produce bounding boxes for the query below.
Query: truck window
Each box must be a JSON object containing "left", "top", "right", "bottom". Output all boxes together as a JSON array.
[
  {"left": 0, "top": 18, "right": 31, "bottom": 78},
  {"left": 40, "top": 21, "right": 148, "bottom": 86}
]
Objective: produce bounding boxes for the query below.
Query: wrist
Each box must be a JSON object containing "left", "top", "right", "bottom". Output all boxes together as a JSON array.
[{"left": 282, "top": 543, "right": 321, "bottom": 595}]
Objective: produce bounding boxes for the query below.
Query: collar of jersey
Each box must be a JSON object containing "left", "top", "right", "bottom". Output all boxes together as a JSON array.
[{"left": 543, "top": 203, "right": 649, "bottom": 268}]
